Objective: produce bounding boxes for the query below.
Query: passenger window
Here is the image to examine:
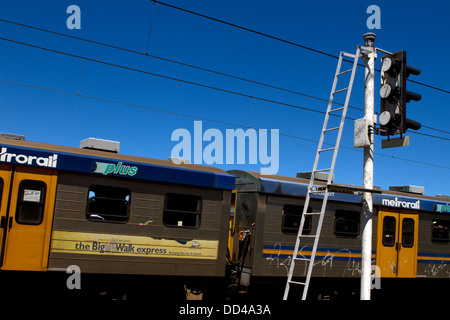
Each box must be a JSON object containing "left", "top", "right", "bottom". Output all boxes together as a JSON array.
[
  {"left": 382, "top": 216, "right": 396, "bottom": 247},
  {"left": 15, "top": 180, "right": 47, "bottom": 225},
  {"left": 432, "top": 220, "right": 450, "bottom": 243},
  {"left": 282, "top": 204, "right": 312, "bottom": 234},
  {"left": 87, "top": 185, "right": 130, "bottom": 223},
  {"left": 402, "top": 218, "right": 415, "bottom": 248},
  {"left": 334, "top": 210, "right": 360, "bottom": 238},
  {"left": 163, "top": 193, "right": 201, "bottom": 228}
]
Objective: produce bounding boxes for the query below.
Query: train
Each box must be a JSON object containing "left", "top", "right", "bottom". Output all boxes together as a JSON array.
[{"left": 0, "top": 134, "right": 449, "bottom": 301}]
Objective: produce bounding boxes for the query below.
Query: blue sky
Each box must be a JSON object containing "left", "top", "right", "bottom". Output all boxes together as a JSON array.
[{"left": 0, "top": 0, "right": 448, "bottom": 196}]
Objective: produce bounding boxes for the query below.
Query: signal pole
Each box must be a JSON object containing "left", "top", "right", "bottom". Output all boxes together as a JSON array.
[{"left": 361, "top": 32, "right": 376, "bottom": 300}]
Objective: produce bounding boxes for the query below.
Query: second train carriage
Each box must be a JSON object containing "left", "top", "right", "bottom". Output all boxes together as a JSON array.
[
  {"left": 0, "top": 136, "right": 235, "bottom": 299},
  {"left": 228, "top": 170, "right": 450, "bottom": 299}
]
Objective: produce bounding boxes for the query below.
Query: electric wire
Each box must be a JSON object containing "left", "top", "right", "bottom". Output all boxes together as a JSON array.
[
  {"left": 1, "top": 35, "right": 449, "bottom": 143},
  {"left": 0, "top": 18, "right": 362, "bottom": 112},
  {"left": 152, "top": 0, "right": 450, "bottom": 95},
  {"left": 0, "top": 36, "right": 348, "bottom": 119},
  {"left": 151, "top": 0, "right": 339, "bottom": 60},
  {"left": 0, "top": 18, "right": 448, "bottom": 135},
  {"left": 1, "top": 77, "right": 448, "bottom": 170},
  {"left": 145, "top": 0, "right": 157, "bottom": 55},
  {"left": 410, "top": 131, "right": 450, "bottom": 141},
  {"left": 1, "top": 36, "right": 449, "bottom": 142}
]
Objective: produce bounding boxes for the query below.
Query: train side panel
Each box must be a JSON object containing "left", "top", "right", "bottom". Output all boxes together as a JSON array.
[
  {"left": 257, "top": 194, "right": 371, "bottom": 279},
  {"left": 416, "top": 211, "right": 450, "bottom": 278},
  {"left": 48, "top": 172, "right": 231, "bottom": 277},
  {"left": 229, "top": 170, "right": 450, "bottom": 301}
]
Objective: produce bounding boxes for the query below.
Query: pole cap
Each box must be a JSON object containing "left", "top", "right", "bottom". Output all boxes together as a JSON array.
[{"left": 363, "top": 32, "right": 376, "bottom": 47}]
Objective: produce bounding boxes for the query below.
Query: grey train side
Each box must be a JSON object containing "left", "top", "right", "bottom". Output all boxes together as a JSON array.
[
  {"left": 50, "top": 172, "right": 231, "bottom": 278},
  {"left": 0, "top": 138, "right": 235, "bottom": 301},
  {"left": 228, "top": 170, "right": 450, "bottom": 299},
  {"left": 49, "top": 171, "right": 233, "bottom": 300}
]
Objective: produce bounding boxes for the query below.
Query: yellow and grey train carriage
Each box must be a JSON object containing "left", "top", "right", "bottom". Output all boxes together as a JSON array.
[
  {"left": 0, "top": 135, "right": 235, "bottom": 299},
  {"left": 228, "top": 170, "right": 450, "bottom": 300}
]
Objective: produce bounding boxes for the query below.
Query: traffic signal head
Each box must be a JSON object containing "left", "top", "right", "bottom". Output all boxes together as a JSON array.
[{"left": 379, "top": 50, "right": 422, "bottom": 136}]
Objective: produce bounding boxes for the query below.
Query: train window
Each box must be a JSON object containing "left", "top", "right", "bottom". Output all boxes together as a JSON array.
[
  {"left": 86, "top": 185, "right": 130, "bottom": 223},
  {"left": 382, "top": 216, "right": 396, "bottom": 247},
  {"left": 402, "top": 218, "right": 415, "bottom": 248},
  {"left": 15, "top": 180, "right": 47, "bottom": 225},
  {"left": 334, "top": 210, "right": 360, "bottom": 238},
  {"left": 432, "top": 220, "right": 450, "bottom": 243},
  {"left": 282, "top": 204, "right": 312, "bottom": 234},
  {"left": 163, "top": 193, "right": 201, "bottom": 228}
]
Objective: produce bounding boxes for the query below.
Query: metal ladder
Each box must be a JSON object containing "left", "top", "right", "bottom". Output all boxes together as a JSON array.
[{"left": 283, "top": 47, "right": 361, "bottom": 300}]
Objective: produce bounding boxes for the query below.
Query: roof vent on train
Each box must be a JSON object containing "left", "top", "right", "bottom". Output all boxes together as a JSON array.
[
  {"left": 297, "top": 171, "right": 335, "bottom": 182},
  {"left": 0, "top": 133, "right": 25, "bottom": 140},
  {"left": 389, "top": 185, "right": 424, "bottom": 195},
  {"left": 80, "top": 138, "right": 120, "bottom": 153},
  {"left": 168, "top": 157, "right": 191, "bottom": 164}
]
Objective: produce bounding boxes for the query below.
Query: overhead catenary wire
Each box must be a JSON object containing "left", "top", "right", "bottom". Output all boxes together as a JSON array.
[
  {"left": 0, "top": 36, "right": 449, "bottom": 142},
  {"left": 151, "top": 0, "right": 341, "bottom": 60},
  {"left": 151, "top": 0, "right": 450, "bottom": 95},
  {"left": 0, "top": 18, "right": 448, "bottom": 136},
  {"left": 0, "top": 36, "right": 348, "bottom": 119},
  {"left": 1, "top": 77, "right": 448, "bottom": 171},
  {"left": 0, "top": 18, "right": 363, "bottom": 112},
  {"left": 145, "top": 0, "right": 157, "bottom": 55}
]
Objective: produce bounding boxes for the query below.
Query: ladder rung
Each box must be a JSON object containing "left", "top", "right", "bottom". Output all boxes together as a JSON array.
[
  {"left": 311, "top": 186, "right": 327, "bottom": 191},
  {"left": 294, "top": 257, "right": 310, "bottom": 262},
  {"left": 310, "top": 186, "right": 327, "bottom": 191},
  {"left": 314, "top": 168, "right": 331, "bottom": 173},
  {"left": 289, "top": 281, "right": 305, "bottom": 286},
  {"left": 304, "top": 211, "right": 322, "bottom": 215},
  {"left": 309, "top": 190, "right": 326, "bottom": 194},
  {"left": 300, "top": 234, "right": 317, "bottom": 238},
  {"left": 343, "top": 52, "right": 357, "bottom": 58},
  {"left": 323, "top": 126, "right": 340, "bottom": 133},
  {"left": 332, "top": 87, "right": 349, "bottom": 94},
  {"left": 328, "top": 106, "right": 345, "bottom": 113},
  {"left": 319, "top": 147, "right": 336, "bottom": 153},
  {"left": 337, "top": 69, "right": 352, "bottom": 76}
]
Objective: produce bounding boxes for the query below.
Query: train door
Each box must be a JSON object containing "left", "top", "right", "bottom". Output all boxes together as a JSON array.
[
  {"left": 0, "top": 165, "right": 57, "bottom": 271},
  {"left": 0, "top": 164, "right": 13, "bottom": 258},
  {"left": 376, "top": 208, "right": 418, "bottom": 278}
]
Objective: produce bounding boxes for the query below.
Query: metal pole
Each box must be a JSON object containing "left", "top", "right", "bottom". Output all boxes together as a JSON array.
[{"left": 361, "top": 32, "right": 376, "bottom": 300}]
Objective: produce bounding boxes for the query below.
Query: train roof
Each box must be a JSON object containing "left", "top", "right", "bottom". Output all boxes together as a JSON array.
[
  {"left": 0, "top": 137, "right": 235, "bottom": 190},
  {"left": 229, "top": 170, "right": 450, "bottom": 214}
]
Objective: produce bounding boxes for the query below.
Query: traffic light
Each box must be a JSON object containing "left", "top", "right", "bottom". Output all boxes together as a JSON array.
[{"left": 379, "top": 50, "right": 422, "bottom": 136}]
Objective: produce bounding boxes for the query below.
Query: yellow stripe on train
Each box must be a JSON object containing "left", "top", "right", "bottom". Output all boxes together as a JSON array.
[
  {"left": 262, "top": 249, "right": 376, "bottom": 259},
  {"left": 50, "top": 230, "right": 219, "bottom": 260}
]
